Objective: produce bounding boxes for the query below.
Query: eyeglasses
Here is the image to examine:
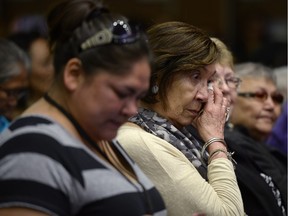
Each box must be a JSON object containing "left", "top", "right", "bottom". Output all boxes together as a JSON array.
[
  {"left": 0, "top": 88, "right": 28, "bottom": 101},
  {"left": 216, "top": 77, "right": 242, "bottom": 89},
  {"left": 80, "top": 19, "right": 141, "bottom": 51},
  {"left": 238, "top": 91, "right": 284, "bottom": 104}
]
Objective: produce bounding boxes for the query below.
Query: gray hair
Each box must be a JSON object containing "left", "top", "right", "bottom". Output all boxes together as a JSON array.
[
  {"left": 0, "top": 38, "right": 30, "bottom": 83},
  {"left": 234, "top": 62, "right": 276, "bottom": 84}
]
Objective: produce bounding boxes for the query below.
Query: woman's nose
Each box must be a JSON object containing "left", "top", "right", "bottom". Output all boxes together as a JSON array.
[{"left": 195, "top": 84, "right": 209, "bottom": 102}]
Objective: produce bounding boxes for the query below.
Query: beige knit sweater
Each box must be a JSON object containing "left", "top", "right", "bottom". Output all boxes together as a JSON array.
[{"left": 117, "top": 122, "right": 244, "bottom": 216}]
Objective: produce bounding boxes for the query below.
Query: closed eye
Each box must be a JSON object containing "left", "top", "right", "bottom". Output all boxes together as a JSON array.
[{"left": 115, "top": 91, "right": 128, "bottom": 99}]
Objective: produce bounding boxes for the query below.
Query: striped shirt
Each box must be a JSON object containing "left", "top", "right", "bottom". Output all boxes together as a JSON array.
[{"left": 0, "top": 115, "right": 166, "bottom": 216}]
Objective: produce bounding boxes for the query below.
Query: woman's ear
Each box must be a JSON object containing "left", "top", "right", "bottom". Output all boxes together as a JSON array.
[{"left": 63, "top": 58, "right": 84, "bottom": 91}]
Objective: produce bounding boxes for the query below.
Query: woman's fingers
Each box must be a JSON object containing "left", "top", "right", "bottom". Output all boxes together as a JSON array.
[
  {"left": 212, "top": 84, "right": 223, "bottom": 105},
  {"left": 207, "top": 83, "right": 215, "bottom": 105}
]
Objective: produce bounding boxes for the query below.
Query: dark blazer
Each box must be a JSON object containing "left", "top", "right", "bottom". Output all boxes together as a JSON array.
[{"left": 187, "top": 125, "right": 287, "bottom": 216}]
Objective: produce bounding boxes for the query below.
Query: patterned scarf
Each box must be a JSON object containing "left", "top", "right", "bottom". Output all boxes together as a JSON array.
[{"left": 129, "top": 107, "right": 208, "bottom": 179}]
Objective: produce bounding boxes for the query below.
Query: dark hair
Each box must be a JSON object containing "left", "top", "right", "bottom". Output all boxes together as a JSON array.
[
  {"left": 142, "top": 21, "right": 219, "bottom": 106},
  {"left": 8, "top": 31, "right": 48, "bottom": 53},
  {"left": 47, "top": 0, "right": 151, "bottom": 81}
]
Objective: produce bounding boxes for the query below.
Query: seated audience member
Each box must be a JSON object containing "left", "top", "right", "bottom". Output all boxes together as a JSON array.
[
  {"left": 0, "top": 0, "right": 166, "bottom": 215},
  {"left": 211, "top": 37, "right": 241, "bottom": 113},
  {"left": 229, "top": 62, "right": 286, "bottom": 161},
  {"left": 188, "top": 39, "right": 287, "bottom": 216},
  {"left": 8, "top": 31, "right": 54, "bottom": 111},
  {"left": 0, "top": 38, "right": 30, "bottom": 132},
  {"left": 266, "top": 102, "right": 287, "bottom": 155},
  {"left": 228, "top": 62, "right": 287, "bottom": 215},
  {"left": 117, "top": 21, "right": 244, "bottom": 216},
  {"left": 230, "top": 63, "right": 284, "bottom": 142},
  {"left": 266, "top": 66, "right": 287, "bottom": 155}
]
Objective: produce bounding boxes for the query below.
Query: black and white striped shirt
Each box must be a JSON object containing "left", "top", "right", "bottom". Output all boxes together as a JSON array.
[{"left": 0, "top": 115, "right": 166, "bottom": 216}]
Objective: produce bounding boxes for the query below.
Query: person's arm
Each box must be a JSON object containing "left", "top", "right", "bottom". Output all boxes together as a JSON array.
[
  {"left": 194, "top": 85, "right": 230, "bottom": 163},
  {"left": 0, "top": 208, "right": 49, "bottom": 216}
]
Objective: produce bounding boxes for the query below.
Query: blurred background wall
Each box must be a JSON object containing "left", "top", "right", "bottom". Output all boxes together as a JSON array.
[{"left": 0, "top": 0, "right": 287, "bottom": 67}]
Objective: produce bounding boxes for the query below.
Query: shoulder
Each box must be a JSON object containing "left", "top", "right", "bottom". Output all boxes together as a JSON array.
[
  {"left": 0, "top": 115, "right": 102, "bottom": 188},
  {"left": 118, "top": 122, "right": 167, "bottom": 146},
  {"left": 117, "top": 122, "right": 182, "bottom": 154},
  {"left": 117, "top": 122, "right": 195, "bottom": 176}
]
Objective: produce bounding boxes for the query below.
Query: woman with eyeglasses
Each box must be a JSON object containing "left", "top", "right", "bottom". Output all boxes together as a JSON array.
[
  {"left": 117, "top": 21, "right": 245, "bottom": 216},
  {"left": 8, "top": 30, "right": 55, "bottom": 114},
  {"left": 230, "top": 62, "right": 284, "bottom": 140},
  {"left": 187, "top": 39, "right": 287, "bottom": 216},
  {"left": 0, "top": 38, "right": 30, "bottom": 132},
  {"left": 210, "top": 37, "right": 241, "bottom": 120},
  {"left": 226, "top": 62, "right": 286, "bottom": 216},
  {"left": 0, "top": 0, "right": 167, "bottom": 215}
]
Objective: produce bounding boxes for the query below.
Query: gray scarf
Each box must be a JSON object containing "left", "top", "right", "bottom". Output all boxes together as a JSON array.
[{"left": 129, "top": 107, "right": 208, "bottom": 179}]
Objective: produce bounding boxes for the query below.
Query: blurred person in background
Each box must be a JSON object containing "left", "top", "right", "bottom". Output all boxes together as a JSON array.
[
  {"left": 9, "top": 32, "right": 54, "bottom": 107},
  {"left": 210, "top": 37, "right": 240, "bottom": 115},
  {"left": 227, "top": 62, "right": 286, "bottom": 215},
  {"left": 265, "top": 66, "right": 287, "bottom": 155},
  {"left": 229, "top": 63, "right": 284, "bottom": 145},
  {"left": 0, "top": 38, "right": 30, "bottom": 132},
  {"left": 266, "top": 102, "right": 287, "bottom": 155},
  {"left": 188, "top": 39, "right": 287, "bottom": 216},
  {"left": 0, "top": 0, "right": 167, "bottom": 215}
]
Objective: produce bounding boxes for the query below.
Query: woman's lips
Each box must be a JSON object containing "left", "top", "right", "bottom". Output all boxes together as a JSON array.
[{"left": 187, "top": 109, "right": 201, "bottom": 117}]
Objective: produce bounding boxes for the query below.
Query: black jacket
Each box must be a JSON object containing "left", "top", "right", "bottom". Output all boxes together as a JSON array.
[{"left": 187, "top": 125, "right": 287, "bottom": 216}]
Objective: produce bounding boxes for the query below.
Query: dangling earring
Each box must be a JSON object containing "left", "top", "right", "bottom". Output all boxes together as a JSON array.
[{"left": 152, "top": 85, "right": 159, "bottom": 94}]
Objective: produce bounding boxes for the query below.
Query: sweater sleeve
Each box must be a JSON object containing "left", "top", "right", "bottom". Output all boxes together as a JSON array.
[{"left": 117, "top": 123, "right": 244, "bottom": 216}]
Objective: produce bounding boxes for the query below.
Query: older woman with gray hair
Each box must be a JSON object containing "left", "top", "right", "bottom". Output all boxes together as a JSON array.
[
  {"left": 0, "top": 38, "right": 30, "bottom": 131},
  {"left": 226, "top": 62, "right": 287, "bottom": 216},
  {"left": 229, "top": 62, "right": 283, "bottom": 142}
]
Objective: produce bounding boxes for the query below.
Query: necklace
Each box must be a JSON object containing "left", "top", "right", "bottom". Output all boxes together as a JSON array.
[{"left": 43, "top": 93, "right": 109, "bottom": 161}]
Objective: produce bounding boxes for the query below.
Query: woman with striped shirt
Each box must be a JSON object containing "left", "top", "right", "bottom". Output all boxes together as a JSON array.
[{"left": 0, "top": 0, "right": 166, "bottom": 215}]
